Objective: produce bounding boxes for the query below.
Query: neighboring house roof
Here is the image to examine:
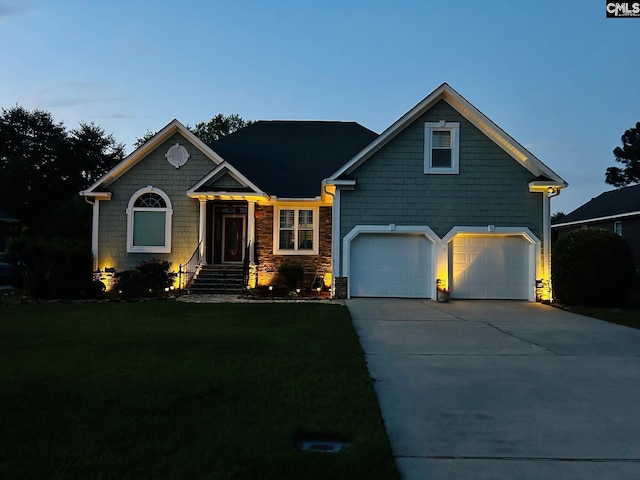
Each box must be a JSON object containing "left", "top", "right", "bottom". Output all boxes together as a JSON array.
[
  {"left": 209, "top": 121, "right": 378, "bottom": 198},
  {"left": 552, "top": 183, "right": 640, "bottom": 227},
  {"left": 325, "top": 82, "right": 567, "bottom": 189}
]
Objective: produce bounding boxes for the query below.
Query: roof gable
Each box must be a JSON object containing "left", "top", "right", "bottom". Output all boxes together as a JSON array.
[
  {"left": 327, "top": 83, "right": 567, "bottom": 187},
  {"left": 209, "top": 121, "right": 378, "bottom": 198},
  {"left": 80, "top": 120, "right": 224, "bottom": 196},
  {"left": 187, "top": 162, "right": 266, "bottom": 197},
  {"left": 553, "top": 184, "right": 640, "bottom": 226}
]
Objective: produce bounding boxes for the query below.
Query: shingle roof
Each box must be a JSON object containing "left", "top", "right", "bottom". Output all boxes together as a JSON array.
[
  {"left": 554, "top": 184, "right": 640, "bottom": 225},
  {"left": 209, "top": 121, "right": 378, "bottom": 198}
]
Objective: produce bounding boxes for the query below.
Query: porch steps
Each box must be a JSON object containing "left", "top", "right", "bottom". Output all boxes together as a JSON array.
[{"left": 188, "top": 264, "right": 245, "bottom": 295}]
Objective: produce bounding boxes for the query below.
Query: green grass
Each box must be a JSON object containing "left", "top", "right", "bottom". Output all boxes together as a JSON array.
[
  {"left": 0, "top": 301, "right": 399, "bottom": 480},
  {"left": 569, "top": 289, "right": 640, "bottom": 329},
  {"left": 570, "top": 306, "right": 640, "bottom": 329}
]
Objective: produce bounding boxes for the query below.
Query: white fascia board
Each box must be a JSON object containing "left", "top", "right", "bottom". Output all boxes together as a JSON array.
[
  {"left": 268, "top": 198, "right": 325, "bottom": 204},
  {"left": 79, "top": 190, "right": 112, "bottom": 200},
  {"left": 81, "top": 119, "right": 224, "bottom": 195},
  {"left": 552, "top": 211, "right": 640, "bottom": 228},
  {"left": 322, "top": 179, "right": 356, "bottom": 187},
  {"left": 187, "top": 161, "right": 265, "bottom": 196},
  {"left": 529, "top": 180, "right": 566, "bottom": 192},
  {"left": 328, "top": 83, "right": 451, "bottom": 179},
  {"left": 327, "top": 83, "right": 568, "bottom": 187},
  {"left": 441, "top": 87, "right": 567, "bottom": 186}
]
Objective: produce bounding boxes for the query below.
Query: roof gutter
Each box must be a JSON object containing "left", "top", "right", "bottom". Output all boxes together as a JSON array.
[{"left": 552, "top": 210, "right": 640, "bottom": 228}]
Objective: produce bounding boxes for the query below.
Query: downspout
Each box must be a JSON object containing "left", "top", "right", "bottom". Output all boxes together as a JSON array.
[{"left": 544, "top": 187, "right": 561, "bottom": 300}]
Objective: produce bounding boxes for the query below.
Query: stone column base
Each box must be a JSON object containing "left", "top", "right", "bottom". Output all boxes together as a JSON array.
[{"left": 333, "top": 277, "right": 348, "bottom": 299}]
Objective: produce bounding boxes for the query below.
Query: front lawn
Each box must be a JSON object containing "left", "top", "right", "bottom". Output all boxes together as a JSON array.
[{"left": 0, "top": 301, "right": 399, "bottom": 479}]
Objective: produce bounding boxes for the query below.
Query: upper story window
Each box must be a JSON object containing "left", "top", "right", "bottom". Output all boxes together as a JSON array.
[
  {"left": 424, "top": 121, "right": 460, "bottom": 174},
  {"left": 274, "top": 207, "right": 318, "bottom": 255},
  {"left": 127, "top": 187, "right": 173, "bottom": 253},
  {"left": 614, "top": 221, "right": 622, "bottom": 236}
]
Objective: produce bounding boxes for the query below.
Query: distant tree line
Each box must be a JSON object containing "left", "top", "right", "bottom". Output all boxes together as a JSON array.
[{"left": 133, "top": 113, "right": 253, "bottom": 148}]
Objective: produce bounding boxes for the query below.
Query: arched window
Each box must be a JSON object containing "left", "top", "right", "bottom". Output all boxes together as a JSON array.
[{"left": 127, "top": 187, "right": 172, "bottom": 253}]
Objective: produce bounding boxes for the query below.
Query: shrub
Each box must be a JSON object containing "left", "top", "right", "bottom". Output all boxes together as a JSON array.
[
  {"left": 552, "top": 228, "right": 634, "bottom": 306},
  {"left": 113, "top": 259, "right": 176, "bottom": 299},
  {"left": 5, "top": 235, "right": 92, "bottom": 299},
  {"left": 278, "top": 263, "right": 305, "bottom": 289}
]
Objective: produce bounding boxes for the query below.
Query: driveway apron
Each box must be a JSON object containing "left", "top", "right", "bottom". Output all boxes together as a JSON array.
[{"left": 347, "top": 299, "right": 640, "bottom": 480}]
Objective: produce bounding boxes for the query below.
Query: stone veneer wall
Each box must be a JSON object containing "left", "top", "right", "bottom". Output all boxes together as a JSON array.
[
  {"left": 254, "top": 205, "right": 331, "bottom": 287},
  {"left": 333, "top": 277, "right": 348, "bottom": 299}
]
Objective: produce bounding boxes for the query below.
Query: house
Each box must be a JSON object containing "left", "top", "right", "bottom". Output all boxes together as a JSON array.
[
  {"left": 79, "top": 120, "right": 377, "bottom": 291},
  {"left": 552, "top": 184, "right": 640, "bottom": 271},
  {"left": 324, "top": 83, "right": 567, "bottom": 301},
  {"left": 80, "top": 83, "right": 566, "bottom": 301}
]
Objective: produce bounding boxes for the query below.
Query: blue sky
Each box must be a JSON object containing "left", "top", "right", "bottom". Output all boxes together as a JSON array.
[{"left": 1, "top": 0, "right": 638, "bottom": 214}]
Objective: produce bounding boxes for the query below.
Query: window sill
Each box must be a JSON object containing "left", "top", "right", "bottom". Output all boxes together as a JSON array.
[
  {"left": 127, "top": 246, "right": 171, "bottom": 254},
  {"left": 273, "top": 249, "right": 318, "bottom": 256}
]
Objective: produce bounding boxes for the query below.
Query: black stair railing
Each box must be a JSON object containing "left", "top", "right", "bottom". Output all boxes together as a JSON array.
[{"left": 178, "top": 241, "right": 202, "bottom": 292}]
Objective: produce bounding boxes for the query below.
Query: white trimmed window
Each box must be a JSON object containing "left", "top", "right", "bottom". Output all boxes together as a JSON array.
[
  {"left": 614, "top": 221, "right": 622, "bottom": 236},
  {"left": 127, "top": 187, "right": 173, "bottom": 253},
  {"left": 424, "top": 121, "right": 460, "bottom": 174},
  {"left": 274, "top": 207, "right": 319, "bottom": 255}
]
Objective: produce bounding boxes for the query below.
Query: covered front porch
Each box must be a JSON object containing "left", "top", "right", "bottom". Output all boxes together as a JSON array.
[{"left": 178, "top": 198, "right": 259, "bottom": 293}]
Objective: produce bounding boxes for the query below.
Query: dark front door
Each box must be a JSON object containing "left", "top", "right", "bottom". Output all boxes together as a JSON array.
[{"left": 222, "top": 215, "right": 245, "bottom": 263}]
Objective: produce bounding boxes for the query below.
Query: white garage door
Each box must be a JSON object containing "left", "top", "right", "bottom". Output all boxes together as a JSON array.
[
  {"left": 450, "top": 235, "right": 529, "bottom": 300},
  {"left": 350, "top": 234, "right": 432, "bottom": 298}
]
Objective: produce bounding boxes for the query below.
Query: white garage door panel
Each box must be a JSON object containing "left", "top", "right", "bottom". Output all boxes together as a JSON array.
[
  {"left": 350, "top": 234, "right": 431, "bottom": 298},
  {"left": 451, "top": 236, "right": 529, "bottom": 300}
]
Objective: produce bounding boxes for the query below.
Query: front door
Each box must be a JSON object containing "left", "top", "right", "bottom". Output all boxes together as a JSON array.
[{"left": 222, "top": 215, "right": 245, "bottom": 263}]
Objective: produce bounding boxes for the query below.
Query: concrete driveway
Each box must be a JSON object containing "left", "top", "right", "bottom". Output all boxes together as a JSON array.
[{"left": 347, "top": 299, "right": 640, "bottom": 480}]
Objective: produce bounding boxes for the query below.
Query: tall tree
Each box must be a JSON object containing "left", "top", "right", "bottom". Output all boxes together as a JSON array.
[
  {"left": 0, "top": 106, "right": 124, "bottom": 232},
  {"left": 605, "top": 121, "right": 640, "bottom": 187},
  {"left": 132, "top": 113, "right": 253, "bottom": 149},
  {"left": 132, "top": 130, "right": 157, "bottom": 149},
  {"left": 0, "top": 106, "right": 69, "bottom": 228},
  {"left": 69, "top": 122, "right": 125, "bottom": 186},
  {"left": 191, "top": 113, "right": 253, "bottom": 144}
]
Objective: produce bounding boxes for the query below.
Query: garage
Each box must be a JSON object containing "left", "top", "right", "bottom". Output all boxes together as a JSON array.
[
  {"left": 349, "top": 233, "right": 432, "bottom": 298},
  {"left": 449, "top": 235, "right": 530, "bottom": 299}
]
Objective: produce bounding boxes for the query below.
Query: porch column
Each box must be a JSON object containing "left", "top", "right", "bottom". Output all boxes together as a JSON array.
[
  {"left": 91, "top": 199, "right": 100, "bottom": 272},
  {"left": 247, "top": 201, "right": 255, "bottom": 264},
  {"left": 199, "top": 198, "right": 207, "bottom": 263}
]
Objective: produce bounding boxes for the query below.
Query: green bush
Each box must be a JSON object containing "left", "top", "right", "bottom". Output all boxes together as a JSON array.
[
  {"left": 5, "top": 235, "right": 92, "bottom": 299},
  {"left": 552, "top": 228, "right": 634, "bottom": 306},
  {"left": 113, "top": 258, "right": 176, "bottom": 299},
  {"left": 277, "top": 263, "right": 305, "bottom": 289}
]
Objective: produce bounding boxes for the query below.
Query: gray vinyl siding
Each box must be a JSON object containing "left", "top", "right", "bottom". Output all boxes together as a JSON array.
[
  {"left": 97, "top": 132, "right": 215, "bottom": 273},
  {"left": 340, "top": 99, "right": 543, "bottom": 266}
]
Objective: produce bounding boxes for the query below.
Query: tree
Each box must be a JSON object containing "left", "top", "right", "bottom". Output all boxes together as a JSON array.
[
  {"left": 605, "top": 121, "right": 640, "bottom": 187},
  {"left": 191, "top": 113, "right": 253, "bottom": 144},
  {"left": 0, "top": 106, "right": 124, "bottom": 232},
  {"left": 550, "top": 211, "right": 565, "bottom": 224},
  {"left": 132, "top": 130, "right": 157, "bottom": 149},
  {"left": 0, "top": 106, "right": 70, "bottom": 229},
  {"left": 69, "top": 122, "right": 125, "bottom": 187},
  {"left": 132, "top": 113, "right": 253, "bottom": 149}
]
